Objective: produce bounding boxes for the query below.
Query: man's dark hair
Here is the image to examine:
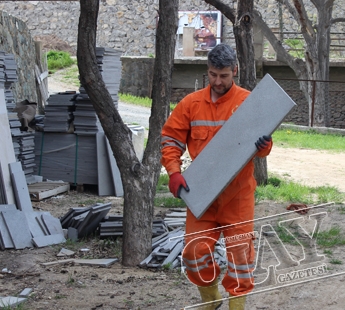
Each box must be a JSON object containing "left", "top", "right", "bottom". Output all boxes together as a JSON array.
[{"left": 207, "top": 44, "right": 237, "bottom": 70}]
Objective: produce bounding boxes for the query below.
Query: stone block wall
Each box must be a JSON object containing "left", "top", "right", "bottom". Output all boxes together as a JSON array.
[{"left": 0, "top": 11, "right": 37, "bottom": 103}]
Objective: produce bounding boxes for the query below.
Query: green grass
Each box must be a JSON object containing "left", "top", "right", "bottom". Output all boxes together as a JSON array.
[
  {"left": 255, "top": 175, "right": 345, "bottom": 204},
  {"left": 317, "top": 226, "right": 345, "bottom": 248},
  {"left": 119, "top": 93, "right": 177, "bottom": 111},
  {"left": 156, "top": 173, "right": 169, "bottom": 192},
  {"left": 272, "top": 128, "right": 345, "bottom": 152},
  {"left": 60, "top": 64, "right": 80, "bottom": 88},
  {"left": 46, "top": 50, "right": 76, "bottom": 72},
  {"left": 154, "top": 195, "right": 187, "bottom": 208},
  {"left": 155, "top": 174, "right": 187, "bottom": 208}
]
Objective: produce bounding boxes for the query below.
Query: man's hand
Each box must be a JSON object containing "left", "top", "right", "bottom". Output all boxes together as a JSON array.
[
  {"left": 255, "top": 135, "right": 272, "bottom": 151},
  {"left": 169, "top": 172, "right": 190, "bottom": 198}
]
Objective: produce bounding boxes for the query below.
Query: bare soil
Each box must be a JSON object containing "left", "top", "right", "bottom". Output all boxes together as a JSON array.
[{"left": 1, "top": 72, "right": 344, "bottom": 310}]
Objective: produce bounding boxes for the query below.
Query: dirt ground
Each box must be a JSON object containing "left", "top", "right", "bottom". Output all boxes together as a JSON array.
[{"left": 1, "top": 72, "right": 344, "bottom": 310}]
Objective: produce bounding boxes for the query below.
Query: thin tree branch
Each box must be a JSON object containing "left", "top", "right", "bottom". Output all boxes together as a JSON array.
[
  {"left": 203, "top": 0, "right": 236, "bottom": 24},
  {"left": 331, "top": 17, "right": 345, "bottom": 25}
]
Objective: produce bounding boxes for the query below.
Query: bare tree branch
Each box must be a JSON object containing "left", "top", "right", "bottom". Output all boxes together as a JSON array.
[
  {"left": 203, "top": 0, "right": 236, "bottom": 24},
  {"left": 331, "top": 17, "right": 345, "bottom": 25}
]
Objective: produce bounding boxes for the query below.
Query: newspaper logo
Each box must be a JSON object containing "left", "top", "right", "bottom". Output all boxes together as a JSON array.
[{"left": 175, "top": 203, "right": 345, "bottom": 309}]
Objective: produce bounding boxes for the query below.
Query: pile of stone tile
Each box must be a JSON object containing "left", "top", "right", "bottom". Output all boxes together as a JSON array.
[
  {"left": 98, "top": 216, "right": 169, "bottom": 238},
  {"left": 60, "top": 203, "right": 111, "bottom": 239},
  {"left": 0, "top": 52, "right": 37, "bottom": 183},
  {"left": 139, "top": 228, "right": 185, "bottom": 269},
  {"left": 44, "top": 92, "right": 76, "bottom": 132}
]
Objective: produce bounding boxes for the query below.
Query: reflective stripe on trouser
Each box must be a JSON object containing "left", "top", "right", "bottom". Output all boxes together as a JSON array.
[{"left": 182, "top": 185, "right": 255, "bottom": 296}]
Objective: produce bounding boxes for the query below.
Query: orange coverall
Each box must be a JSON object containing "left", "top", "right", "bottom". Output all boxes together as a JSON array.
[{"left": 161, "top": 82, "right": 272, "bottom": 296}]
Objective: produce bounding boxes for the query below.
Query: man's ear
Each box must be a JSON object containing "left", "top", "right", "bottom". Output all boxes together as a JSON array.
[{"left": 233, "top": 66, "right": 238, "bottom": 76}]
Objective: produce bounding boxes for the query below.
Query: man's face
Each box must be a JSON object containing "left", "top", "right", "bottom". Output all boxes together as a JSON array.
[{"left": 208, "top": 65, "right": 237, "bottom": 98}]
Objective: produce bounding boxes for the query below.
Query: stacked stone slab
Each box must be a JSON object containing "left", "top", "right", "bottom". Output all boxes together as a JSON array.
[{"left": 0, "top": 52, "right": 37, "bottom": 183}]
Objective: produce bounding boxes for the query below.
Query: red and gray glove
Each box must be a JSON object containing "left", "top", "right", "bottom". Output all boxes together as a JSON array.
[
  {"left": 255, "top": 135, "right": 272, "bottom": 151},
  {"left": 169, "top": 172, "right": 190, "bottom": 198}
]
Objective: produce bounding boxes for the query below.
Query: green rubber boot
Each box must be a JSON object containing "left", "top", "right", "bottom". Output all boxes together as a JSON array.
[
  {"left": 197, "top": 279, "right": 223, "bottom": 310},
  {"left": 229, "top": 295, "right": 246, "bottom": 310}
]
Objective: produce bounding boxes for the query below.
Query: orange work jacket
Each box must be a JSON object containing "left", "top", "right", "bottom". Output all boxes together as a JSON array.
[{"left": 161, "top": 82, "right": 272, "bottom": 200}]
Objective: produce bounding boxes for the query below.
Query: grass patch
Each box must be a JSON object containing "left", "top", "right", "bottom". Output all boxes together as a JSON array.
[
  {"left": 155, "top": 174, "right": 187, "bottom": 207},
  {"left": 60, "top": 64, "right": 80, "bottom": 88},
  {"left": 119, "top": 93, "right": 177, "bottom": 111},
  {"left": 119, "top": 93, "right": 152, "bottom": 108},
  {"left": 46, "top": 50, "right": 76, "bottom": 72},
  {"left": 330, "top": 259, "right": 342, "bottom": 264},
  {"left": 275, "top": 225, "right": 300, "bottom": 246},
  {"left": 317, "top": 226, "right": 345, "bottom": 248},
  {"left": 156, "top": 173, "right": 169, "bottom": 193},
  {"left": 272, "top": 128, "right": 345, "bottom": 152},
  {"left": 255, "top": 175, "right": 345, "bottom": 204},
  {"left": 154, "top": 195, "right": 187, "bottom": 208}
]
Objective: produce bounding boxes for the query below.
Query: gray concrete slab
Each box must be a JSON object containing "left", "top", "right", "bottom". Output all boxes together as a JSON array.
[
  {"left": 41, "top": 213, "right": 64, "bottom": 235},
  {"left": 105, "top": 138, "right": 124, "bottom": 197},
  {"left": 24, "top": 211, "right": 49, "bottom": 238},
  {"left": 1, "top": 210, "right": 33, "bottom": 249},
  {"left": 35, "top": 215, "right": 49, "bottom": 235},
  {"left": 0, "top": 204, "right": 16, "bottom": 211},
  {"left": 32, "top": 234, "right": 66, "bottom": 248},
  {"left": 67, "top": 227, "right": 79, "bottom": 241},
  {"left": 180, "top": 74, "right": 296, "bottom": 219},
  {"left": 0, "top": 89, "right": 16, "bottom": 205},
  {"left": 0, "top": 296, "right": 27, "bottom": 308},
  {"left": 18, "top": 288, "right": 33, "bottom": 297},
  {"left": 8, "top": 162, "right": 33, "bottom": 212},
  {"left": 96, "top": 132, "right": 115, "bottom": 196},
  {"left": 0, "top": 207, "right": 15, "bottom": 248}
]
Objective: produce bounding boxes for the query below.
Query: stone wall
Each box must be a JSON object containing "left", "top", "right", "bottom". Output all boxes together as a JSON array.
[
  {"left": 1, "top": 1, "right": 344, "bottom": 57},
  {"left": 0, "top": 11, "right": 37, "bottom": 103}
]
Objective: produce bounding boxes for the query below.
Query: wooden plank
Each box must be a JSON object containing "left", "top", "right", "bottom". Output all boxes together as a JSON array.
[
  {"left": 28, "top": 182, "right": 70, "bottom": 201},
  {"left": 180, "top": 74, "right": 297, "bottom": 219}
]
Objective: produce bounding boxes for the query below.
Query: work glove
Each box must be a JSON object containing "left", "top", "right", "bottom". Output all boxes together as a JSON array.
[
  {"left": 169, "top": 172, "right": 190, "bottom": 198},
  {"left": 255, "top": 135, "right": 272, "bottom": 151}
]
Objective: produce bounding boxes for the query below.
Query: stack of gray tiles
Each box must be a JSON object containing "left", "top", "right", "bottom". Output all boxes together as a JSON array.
[
  {"left": 0, "top": 162, "right": 66, "bottom": 250},
  {"left": 0, "top": 52, "right": 17, "bottom": 111},
  {"left": 73, "top": 89, "right": 102, "bottom": 135},
  {"left": 0, "top": 51, "right": 37, "bottom": 183},
  {"left": 34, "top": 132, "right": 98, "bottom": 186},
  {"left": 96, "top": 47, "right": 122, "bottom": 110},
  {"left": 99, "top": 216, "right": 169, "bottom": 238},
  {"left": 44, "top": 92, "right": 76, "bottom": 132},
  {"left": 73, "top": 47, "right": 122, "bottom": 134}
]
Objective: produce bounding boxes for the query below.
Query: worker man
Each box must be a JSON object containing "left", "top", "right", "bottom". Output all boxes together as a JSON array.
[{"left": 161, "top": 43, "right": 272, "bottom": 309}]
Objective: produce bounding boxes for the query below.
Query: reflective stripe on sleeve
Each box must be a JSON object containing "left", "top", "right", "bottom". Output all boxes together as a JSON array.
[
  {"left": 191, "top": 120, "right": 226, "bottom": 127},
  {"left": 161, "top": 135, "right": 186, "bottom": 152}
]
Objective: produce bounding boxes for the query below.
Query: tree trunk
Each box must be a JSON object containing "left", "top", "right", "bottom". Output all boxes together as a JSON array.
[
  {"left": 205, "top": 0, "right": 268, "bottom": 184},
  {"left": 234, "top": 0, "right": 268, "bottom": 184},
  {"left": 77, "top": 0, "right": 178, "bottom": 266}
]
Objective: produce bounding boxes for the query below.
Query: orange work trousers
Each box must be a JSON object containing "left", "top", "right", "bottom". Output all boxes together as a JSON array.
[{"left": 182, "top": 184, "right": 256, "bottom": 296}]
